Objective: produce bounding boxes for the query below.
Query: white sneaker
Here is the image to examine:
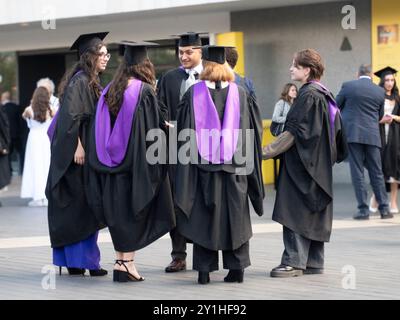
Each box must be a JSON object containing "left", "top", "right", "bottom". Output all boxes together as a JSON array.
[
  {"left": 369, "top": 197, "right": 378, "bottom": 213},
  {"left": 0, "top": 186, "right": 8, "bottom": 194},
  {"left": 390, "top": 207, "right": 399, "bottom": 214},
  {"left": 28, "top": 200, "right": 45, "bottom": 207}
]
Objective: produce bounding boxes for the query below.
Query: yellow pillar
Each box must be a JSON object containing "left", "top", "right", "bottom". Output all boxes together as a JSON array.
[{"left": 371, "top": 0, "right": 400, "bottom": 83}]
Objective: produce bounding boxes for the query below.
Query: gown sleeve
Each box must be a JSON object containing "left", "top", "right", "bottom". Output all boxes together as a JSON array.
[
  {"left": 48, "top": 76, "right": 94, "bottom": 189},
  {"left": 247, "top": 94, "right": 265, "bottom": 217}
]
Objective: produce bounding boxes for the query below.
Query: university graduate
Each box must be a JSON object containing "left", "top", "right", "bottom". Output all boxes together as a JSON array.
[
  {"left": 88, "top": 42, "right": 175, "bottom": 282},
  {"left": 263, "top": 49, "right": 348, "bottom": 277},
  {"left": 370, "top": 67, "right": 400, "bottom": 213},
  {"left": 157, "top": 32, "right": 205, "bottom": 273},
  {"left": 175, "top": 45, "right": 264, "bottom": 284},
  {"left": 0, "top": 104, "right": 11, "bottom": 201},
  {"left": 46, "top": 32, "right": 110, "bottom": 277}
]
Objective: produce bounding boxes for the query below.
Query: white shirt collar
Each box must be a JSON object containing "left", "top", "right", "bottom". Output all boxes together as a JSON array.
[
  {"left": 205, "top": 80, "right": 229, "bottom": 89},
  {"left": 186, "top": 62, "right": 203, "bottom": 75},
  {"left": 359, "top": 76, "right": 371, "bottom": 80}
]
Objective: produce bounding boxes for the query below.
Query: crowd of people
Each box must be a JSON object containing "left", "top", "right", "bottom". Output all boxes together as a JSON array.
[{"left": 0, "top": 30, "right": 398, "bottom": 284}]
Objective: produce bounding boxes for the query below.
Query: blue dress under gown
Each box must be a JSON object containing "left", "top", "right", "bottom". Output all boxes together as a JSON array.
[{"left": 53, "top": 232, "right": 101, "bottom": 270}]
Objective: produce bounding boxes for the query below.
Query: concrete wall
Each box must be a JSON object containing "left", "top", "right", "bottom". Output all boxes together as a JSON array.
[{"left": 232, "top": 0, "right": 371, "bottom": 118}]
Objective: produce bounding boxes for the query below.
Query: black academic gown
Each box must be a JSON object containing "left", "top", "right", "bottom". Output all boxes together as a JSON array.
[
  {"left": 175, "top": 84, "right": 264, "bottom": 252},
  {"left": 0, "top": 106, "right": 11, "bottom": 189},
  {"left": 88, "top": 83, "right": 176, "bottom": 252},
  {"left": 157, "top": 68, "right": 188, "bottom": 192},
  {"left": 272, "top": 82, "right": 348, "bottom": 243},
  {"left": 380, "top": 100, "right": 400, "bottom": 185},
  {"left": 46, "top": 72, "right": 104, "bottom": 248}
]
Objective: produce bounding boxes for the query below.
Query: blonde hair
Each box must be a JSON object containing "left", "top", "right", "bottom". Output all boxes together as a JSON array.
[{"left": 200, "top": 61, "right": 235, "bottom": 82}]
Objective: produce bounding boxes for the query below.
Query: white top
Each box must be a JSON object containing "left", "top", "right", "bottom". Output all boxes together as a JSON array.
[{"left": 384, "top": 99, "right": 396, "bottom": 142}]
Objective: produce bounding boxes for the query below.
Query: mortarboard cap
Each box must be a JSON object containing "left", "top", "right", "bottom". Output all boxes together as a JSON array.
[
  {"left": 374, "top": 66, "right": 398, "bottom": 79},
  {"left": 70, "top": 32, "right": 109, "bottom": 57},
  {"left": 195, "top": 45, "right": 235, "bottom": 64},
  {"left": 119, "top": 41, "right": 159, "bottom": 66},
  {"left": 173, "top": 32, "right": 206, "bottom": 47}
]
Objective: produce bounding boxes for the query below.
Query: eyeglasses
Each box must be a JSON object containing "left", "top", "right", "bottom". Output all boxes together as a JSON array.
[{"left": 99, "top": 53, "right": 111, "bottom": 60}]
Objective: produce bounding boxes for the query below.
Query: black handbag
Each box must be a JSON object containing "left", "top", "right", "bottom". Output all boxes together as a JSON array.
[{"left": 270, "top": 121, "right": 285, "bottom": 137}]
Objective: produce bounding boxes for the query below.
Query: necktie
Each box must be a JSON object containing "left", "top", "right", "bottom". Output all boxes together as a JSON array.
[{"left": 184, "top": 70, "right": 198, "bottom": 93}]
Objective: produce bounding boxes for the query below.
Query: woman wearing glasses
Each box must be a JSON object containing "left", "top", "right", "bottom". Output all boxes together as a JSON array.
[{"left": 47, "top": 32, "right": 110, "bottom": 277}]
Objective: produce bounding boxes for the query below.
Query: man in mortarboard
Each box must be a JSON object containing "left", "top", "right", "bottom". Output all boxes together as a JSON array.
[
  {"left": 157, "top": 32, "right": 205, "bottom": 273},
  {"left": 336, "top": 64, "right": 393, "bottom": 220}
]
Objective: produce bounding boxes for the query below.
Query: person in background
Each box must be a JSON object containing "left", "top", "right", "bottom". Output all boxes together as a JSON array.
[
  {"left": 0, "top": 102, "right": 11, "bottom": 204},
  {"left": 21, "top": 87, "right": 54, "bottom": 207},
  {"left": 336, "top": 64, "right": 392, "bottom": 220},
  {"left": 225, "top": 47, "right": 256, "bottom": 100},
  {"left": 370, "top": 66, "right": 400, "bottom": 214},
  {"left": 1, "top": 91, "right": 24, "bottom": 174},
  {"left": 271, "top": 83, "right": 298, "bottom": 133},
  {"left": 37, "top": 78, "right": 60, "bottom": 111}
]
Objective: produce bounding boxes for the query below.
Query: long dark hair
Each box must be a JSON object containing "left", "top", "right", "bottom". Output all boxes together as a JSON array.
[
  {"left": 58, "top": 42, "right": 105, "bottom": 104},
  {"left": 32, "top": 87, "right": 50, "bottom": 123},
  {"left": 280, "top": 83, "right": 297, "bottom": 104},
  {"left": 105, "top": 58, "right": 156, "bottom": 116},
  {"left": 379, "top": 75, "right": 400, "bottom": 104}
]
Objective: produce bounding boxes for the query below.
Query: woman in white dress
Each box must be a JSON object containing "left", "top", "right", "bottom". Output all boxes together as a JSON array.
[{"left": 21, "top": 86, "right": 55, "bottom": 207}]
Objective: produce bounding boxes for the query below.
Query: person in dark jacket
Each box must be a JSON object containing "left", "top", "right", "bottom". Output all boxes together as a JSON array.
[{"left": 336, "top": 64, "right": 392, "bottom": 220}]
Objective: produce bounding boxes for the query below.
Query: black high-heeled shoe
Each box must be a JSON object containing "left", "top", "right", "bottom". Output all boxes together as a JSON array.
[
  {"left": 113, "top": 259, "right": 145, "bottom": 282},
  {"left": 63, "top": 267, "right": 86, "bottom": 276},
  {"left": 224, "top": 269, "right": 244, "bottom": 283},
  {"left": 198, "top": 271, "right": 210, "bottom": 284},
  {"left": 89, "top": 268, "right": 108, "bottom": 276}
]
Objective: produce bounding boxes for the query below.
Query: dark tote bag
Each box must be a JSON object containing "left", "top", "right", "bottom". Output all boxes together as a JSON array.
[{"left": 270, "top": 121, "right": 285, "bottom": 137}]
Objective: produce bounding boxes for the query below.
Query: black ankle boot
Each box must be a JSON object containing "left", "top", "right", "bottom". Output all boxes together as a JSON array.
[
  {"left": 198, "top": 272, "right": 210, "bottom": 284},
  {"left": 224, "top": 269, "right": 244, "bottom": 283}
]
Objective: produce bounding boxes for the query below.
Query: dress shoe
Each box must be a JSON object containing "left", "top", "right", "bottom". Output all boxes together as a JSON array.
[
  {"left": 303, "top": 267, "right": 324, "bottom": 275},
  {"left": 165, "top": 259, "right": 186, "bottom": 273},
  {"left": 353, "top": 212, "right": 369, "bottom": 220},
  {"left": 89, "top": 268, "right": 108, "bottom": 277},
  {"left": 380, "top": 210, "right": 394, "bottom": 219},
  {"left": 198, "top": 272, "right": 210, "bottom": 284},
  {"left": 224, "top": 269, "right": 244, "bottom": 283},
  {"left": 270, "top": 264, "right": 303, "bottom": 278}
]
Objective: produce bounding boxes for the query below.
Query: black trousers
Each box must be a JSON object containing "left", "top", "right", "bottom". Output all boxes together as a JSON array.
[
  {"left": 281, "top": 226, "right": 324, "bottom": 270},
  {"left": 170, "top": 227, "right": 187, "bottom": 261},
  {"left": 193, "top": 241, "right": 250, "bottom": 272}
]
